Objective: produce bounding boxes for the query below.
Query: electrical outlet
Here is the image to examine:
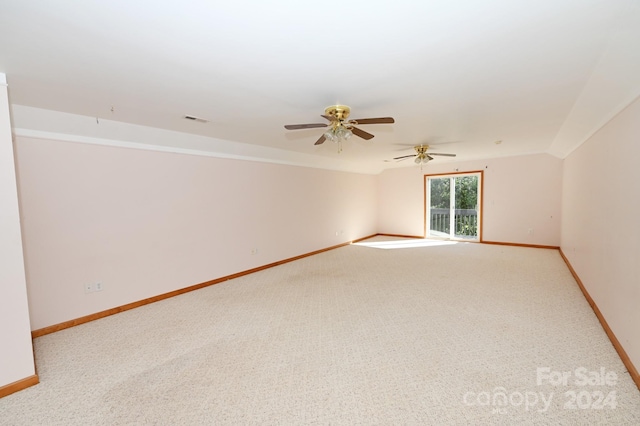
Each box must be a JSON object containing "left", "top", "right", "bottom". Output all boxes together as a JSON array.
[
  {"left": 85, "top": 281, "right": 104, "bottom": 293},
  {"left": 251, "top": 248, "right": 258, "bottom": 255},
  {"left": 528, "top": 228, "right": 534, "bottom": 235}
]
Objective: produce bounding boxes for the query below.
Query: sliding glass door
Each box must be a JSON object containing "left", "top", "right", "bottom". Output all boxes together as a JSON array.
[{"left": 426, "top": 172, "right": 481, "bottom": 241}]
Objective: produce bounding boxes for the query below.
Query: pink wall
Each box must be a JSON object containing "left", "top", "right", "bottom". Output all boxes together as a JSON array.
[
  {"left": 0, "top": 77, "right": 35, "bottom": 388},
  {"left": 562, "top": 96, "right": 640, "bottom": 370},
  {"left": 15, "top": 137, "right": 378, "bottom": 330},
  {"left": 378, "top": 153, "right": 563, "bottom": 246},
  {"left": 377, "top": 166, "right": 425, "bottom": 237}
]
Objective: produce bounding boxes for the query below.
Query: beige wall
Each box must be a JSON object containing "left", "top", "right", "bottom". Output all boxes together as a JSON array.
[
  {"left": 0, "top": 77, "right": 35, "bottom": 388},
  {"left": 378, "top": 153, "right": 563, "bottom": 246},
  {"left": 561, "top": 96, "right": 640, "bottom": 370},
  {"left": 15, "top": 137, "right": 378, "bottom": 330}
]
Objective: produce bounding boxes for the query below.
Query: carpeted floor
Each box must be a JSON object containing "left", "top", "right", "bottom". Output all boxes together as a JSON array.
[{"left": 2, "top": 236, "right": 639, "bottom": 425}]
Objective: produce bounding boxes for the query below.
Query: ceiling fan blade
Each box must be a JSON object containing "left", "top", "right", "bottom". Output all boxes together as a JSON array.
[
  {"left": 321, "top": 115, "right": 335, "bottom": 121},
  {"left": 351, "top": 126, "right": 375, "bottom": 140},
  {"left": 314, "top": 134, "right": 326, "bottom": 145},
  {"left": 351, "top": 117, "right": 395, "bottom": 125},
  {"left": 393, "top": 154, "right": 417, "bottom": 160},
  {"left": 429, "top": 153, "right": 457, "bottom": 157},
  {"left": 284, "top": 123, "right": 328, "bottom": 130}
]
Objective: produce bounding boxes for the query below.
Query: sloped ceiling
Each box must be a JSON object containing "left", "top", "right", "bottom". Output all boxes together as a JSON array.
[{"left": 1, "top": 1, "right": 639, "bottom": 174}]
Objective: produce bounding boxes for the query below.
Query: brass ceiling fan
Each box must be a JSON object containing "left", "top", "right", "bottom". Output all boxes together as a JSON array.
[
  {"left": 284, "top": 105, "right": 394, "bottom": 150},
  {"left": 394, "top": 145, "right": 456, "bottom": 164}
]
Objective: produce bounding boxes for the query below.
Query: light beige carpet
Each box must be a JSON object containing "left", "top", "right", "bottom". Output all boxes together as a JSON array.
[{"left": 2, "top": 236, "right": 639, "bottom": 425}]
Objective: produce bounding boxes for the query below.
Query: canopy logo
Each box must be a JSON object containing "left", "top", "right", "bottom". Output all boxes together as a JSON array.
[
  {"left": 462, "top": 367, "right": 618, "bottom": 414},
  {"left": 462, "top": 388, "right": 553, "bottom": 413}
]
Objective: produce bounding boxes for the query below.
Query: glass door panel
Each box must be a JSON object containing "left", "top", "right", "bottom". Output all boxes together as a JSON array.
[
  {"left": 453, "top": 175, "right": 479, "bottom": 240},
  {"left": 428, "top": 177, "right": 451, "bottom": 238},
  {"left": 427, "top": 173, "right": 480, "bottom": 241}
]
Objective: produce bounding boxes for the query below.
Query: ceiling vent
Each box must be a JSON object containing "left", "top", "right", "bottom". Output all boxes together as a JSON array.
[{"left": 183, "top": 115, "right": 209, "bottom": 123}]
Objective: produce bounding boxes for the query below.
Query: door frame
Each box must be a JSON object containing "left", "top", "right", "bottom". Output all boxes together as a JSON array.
[{"left": 423, "top": 170, "right": 484, "bottom": 241}]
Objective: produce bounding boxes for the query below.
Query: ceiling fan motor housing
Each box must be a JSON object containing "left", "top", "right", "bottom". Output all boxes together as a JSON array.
[{"left": 324, "top": 105, "right": 351, "bottom": 121}]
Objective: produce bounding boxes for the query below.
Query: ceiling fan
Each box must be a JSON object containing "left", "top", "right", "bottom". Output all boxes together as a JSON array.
[
  {"left": 394, "top": 145, "right": 456, "bottom": 165},
  {"left": 284, "top": 105, "right": 394, "bottom": 149}
]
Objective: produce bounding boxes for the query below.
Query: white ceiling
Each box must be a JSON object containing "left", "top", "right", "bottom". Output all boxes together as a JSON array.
[{"left": 2, "top": 1, "right": 640, "bottom": 174}]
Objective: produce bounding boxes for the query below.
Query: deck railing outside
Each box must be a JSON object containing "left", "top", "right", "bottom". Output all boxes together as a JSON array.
[{"left": 430, "top": 208, "right": 478, "bottom": 237}]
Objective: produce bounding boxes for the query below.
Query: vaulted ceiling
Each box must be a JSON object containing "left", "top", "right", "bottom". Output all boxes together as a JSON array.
[{"left": 2, "top": 1, "right": 639, "bottom": 173}]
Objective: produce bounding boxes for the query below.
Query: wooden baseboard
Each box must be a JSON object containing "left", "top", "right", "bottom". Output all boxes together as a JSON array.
[
  {"left": 31, "top": 235, "right": 377, "bottom": 338},
  {"left": 481, "top": 240, "right": 560, "bottom": 250},
  {"left": 0, "top": 375, "right": 39, "bottom": 399},
  {"left": 559, "top": 249, "right": 640, "bottom": 391},
  {"left": 27, "top": 236, "right": 639, "bottom": 394},
  {"left": 352, "top": 234, "right": 378, "bottom": 243},
  {"left": 376, "top": 233, "right": 426, "bottom": 239},
  {"left": 376, "top": 235, "right": 561, "bottom": 250}
]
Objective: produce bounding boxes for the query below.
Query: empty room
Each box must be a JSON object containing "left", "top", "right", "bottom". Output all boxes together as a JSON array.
[{"left": 1, "top": 1, "right": 639, "bottom": 424}]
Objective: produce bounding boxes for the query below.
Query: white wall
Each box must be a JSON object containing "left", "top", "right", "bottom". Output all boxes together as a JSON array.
[
  {"left": 378, "top": 153, "right": 563, "bottom": 246},
  {"left": 14, "top": 136, "right": 378, "bottom": 330},
  {"left": 0, "top": 76, "right": 35, "bottom": 388},
  {"left": 561, "top": 96, "right": 640, "bottom": 370}
]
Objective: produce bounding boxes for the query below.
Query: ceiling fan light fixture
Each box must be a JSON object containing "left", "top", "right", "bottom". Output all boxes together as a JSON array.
[
  {"left": 392, "top": 144, "right": 455, "bottom": 165},
  {"left": 324, "top": 126, "right": 352, "bottom": 143},
  {"left": 336, "top": 126, "right": 352, "bottom": 140},
  {"left": 324, "top": 129, "right": 336, "bottom": 142}
]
